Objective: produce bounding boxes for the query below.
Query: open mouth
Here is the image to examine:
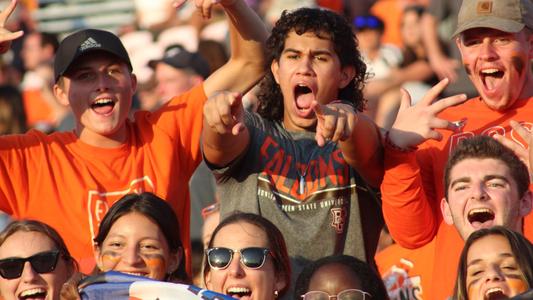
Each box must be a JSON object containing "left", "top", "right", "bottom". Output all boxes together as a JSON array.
[
  {"left": 227, "top": 287, "right": 252, "bottom": 299},
  {"left": 468, "top": 208, "right": 495, "bottom": 228},
  {"left": 294, "top": 84, "right": 314, "bottom": 111},
  {"left": 480, "top": 68, "right": 504, "bottom": 91},
  {"left": 484, "top": 287, "right": 508, "bottom": 300},
  {"left": 18, "top": 287, "right": 47, "bottom": 300},
  {"left": 91, "top": 98, "right": 116, "bottom": 115}
]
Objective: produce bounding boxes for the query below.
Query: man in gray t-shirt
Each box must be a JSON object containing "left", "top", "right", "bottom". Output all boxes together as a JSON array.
[{"left": 202, "top": 7, "right": 384, "bottom": 298}]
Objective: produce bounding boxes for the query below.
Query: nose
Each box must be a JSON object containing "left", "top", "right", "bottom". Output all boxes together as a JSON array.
[
  {"left": 295, "top": 56, "right": 314, "bottom": 76},
  {"left": 20, "top": 261, "right": 39, "bottom": 283},
  {"left": 227, "top": 253, "right": 245, "bottom": 278},
  {"left": 121, "top": 245, "right": 143, "bottom": 267},
  {"left": 470, "top": 183, "right": 489, "bottom": 201},
  {"left": 95, "top": 72, "right": 113, "bottom": 91},
  {"left": 484, "top": 265, "right": 504, "bottom": 282},
  {"left": 478, "top": 39, "right": 498, "bottom": 61}
]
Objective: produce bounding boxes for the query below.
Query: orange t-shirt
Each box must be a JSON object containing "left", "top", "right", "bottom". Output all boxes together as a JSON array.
[
  {"left": 382, "top": 96, "right": 533, "bottom": 299},
  {"left": 0, "top": 84, "right": 206, "bottom": 275},
  {"left": 376, "top": 241, "right": 435, "bottom": 300},
  {"left": 22, "top": 89, "right": 55, "bottom": 128}
]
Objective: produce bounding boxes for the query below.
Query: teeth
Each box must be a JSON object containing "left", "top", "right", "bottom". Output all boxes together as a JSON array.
[
  {"left": 94, "top": 98, "right": 113, "bottom": 104},
  {"left": 121, "top": 271, "right": 146, "bottom": 277},
  {"left": 20, "top": 288, "right": 46, "bottom": 297},
  {"left": 468, "top": 208, "right": 493, "bottom": 216},
  {"left": 486, "top": 287, "right": 504, "bottom": 295},
  {"left": 227, "top": 287, "right": 251, "bottom": 294},
  {"left": 481, "top": 68, "right": 500, "bottom": 74}
]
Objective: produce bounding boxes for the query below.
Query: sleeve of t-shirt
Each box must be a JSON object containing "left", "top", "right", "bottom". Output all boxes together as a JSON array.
[
  {"left": 145, "top": 84, "right": 207, "bottom": 179},
  {"left": 381, "top": 147, "right": 438, "bottom": 249},
  {"left": 0, "top": 132, "right": 43, "bottom": 216}
]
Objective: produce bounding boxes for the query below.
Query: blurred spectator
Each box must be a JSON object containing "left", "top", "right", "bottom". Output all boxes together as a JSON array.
[
  {"left": 422, "top": 0, "right": 476, "bottom": 97},
  {"left": 147, "top": 44, "right": 210, "bottom": 110},
  {"left": 354, "top": 14, "right": 402, "bottom": 128},
  {"left": 20, "top": 31, "right": 67, "bottom": 132},
  {"left": 197, "top": 39, "right": 228, "bottom": 74},
  {"left": 344, "top": 0, "right": 376, "bottom": 23},
  {"left": 0, "top": 85, "right": 27, "bottom": 135},
  {"left": 264, "top": 0, "right": 316, "bottom": 27}
]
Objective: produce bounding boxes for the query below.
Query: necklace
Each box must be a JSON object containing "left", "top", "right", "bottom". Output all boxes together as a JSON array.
[{"left": 281, "top": 122, "right": 324, "bottom": 195}]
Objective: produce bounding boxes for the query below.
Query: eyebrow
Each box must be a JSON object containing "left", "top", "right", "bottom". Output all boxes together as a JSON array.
[
  {"left": 450, "top": 175, "right": 510, "bottom": 189},
  {"left": 282, "top": 48, "right": 333, "bottom": 56},
  {"left": 467, "top": 253, "right": 514, "bottom": 267}
]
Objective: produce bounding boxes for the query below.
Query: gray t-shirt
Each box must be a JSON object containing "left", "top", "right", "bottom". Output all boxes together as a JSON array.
[{"left": 211, "top": 112, "right": 383, "bottom": 297}]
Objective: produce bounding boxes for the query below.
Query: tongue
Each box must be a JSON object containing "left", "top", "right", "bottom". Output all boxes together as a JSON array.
[
  {"left": 484, "top": 75, "right": 500, "bottom": 91},
  {"left": 471, "top": 220, "right": 493, "bottom": 229},
  {"left": 92, "top": 104, "right": 114, "bottom": 115},
  {"left": 296, "top": 93, "right": 315, "bottom": 110}
]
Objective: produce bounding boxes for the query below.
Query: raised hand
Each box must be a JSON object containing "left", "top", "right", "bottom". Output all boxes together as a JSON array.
[
  {"left": 0, "top": 0, "right": 23, "bottom": 54},
  {"left": 313, "top": 101, "right": 357, "bottom": 147},
  {"left": 203, "top": 91, "right": 245, "bottom": 136},
  {"left": 388, "top": 78, "right": 468, "bottom": 149},
  {"left": 173, "top": 0, "right": 237, "bottom": 19},
  {"left": 493, "top": 120, "right": 532, "bottom": 173}
]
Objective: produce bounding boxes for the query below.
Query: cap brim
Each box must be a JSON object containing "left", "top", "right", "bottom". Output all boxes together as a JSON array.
[
  {"left": 452, "top": 17, "right": 525, "bottom": 38},
  {"left": 58, "top": 48, "right": 133, "bottom": 80}
]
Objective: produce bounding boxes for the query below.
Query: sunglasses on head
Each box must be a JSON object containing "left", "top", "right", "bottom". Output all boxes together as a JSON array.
[
  {"left": 353, "top": 16, "right": 382, "bottom": 30},
  {"left": 301, "top": 289, "right": 372, "bottom": 300},
  {"left": 206, "top": 247, "right": 270, "bottom": 270},
  {"left": 0, "top": 250, "right": 60, "bottom": 279}
]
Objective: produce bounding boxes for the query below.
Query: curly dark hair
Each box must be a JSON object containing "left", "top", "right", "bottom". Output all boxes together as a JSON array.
[{"left": 257, "top": 7, "right": 367, "bottom": 121}]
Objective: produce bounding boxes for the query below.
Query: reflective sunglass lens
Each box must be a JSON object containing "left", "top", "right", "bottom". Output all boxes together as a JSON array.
[
  {"left": 302, "top": 291, "right": 330, "bottom": 300},
  {"left": 31, "top": 251, "right": 59, "bottom": 273},
  {"left": 338, "top": 289, "right": 369, "bottom": 300},
  {"left": 0, "top": 260, "right": 23, "bottom": 279},
  {"left": 241, "top": 248, "right": 266, "bottom": 268},
  {"left": 208, "top": 248, "right": 232, "bottom": 269}
]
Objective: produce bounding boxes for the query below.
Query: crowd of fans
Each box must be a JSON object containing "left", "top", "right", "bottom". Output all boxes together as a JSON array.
[{"left": 0, "top": 0, "right": 531, "bottom": 299}]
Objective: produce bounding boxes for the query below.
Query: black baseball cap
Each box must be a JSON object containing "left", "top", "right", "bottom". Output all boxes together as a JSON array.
[
  {"left": 54, "top": 29, "right": 133, "bottom": 81},
  {"left": 149, "top": 44, "right": 210, "bottom": 79}
]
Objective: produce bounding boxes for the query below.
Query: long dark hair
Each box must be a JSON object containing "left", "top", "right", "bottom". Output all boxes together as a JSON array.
[
  {"left": 93, "top": 192, "right": 188, "bottom": 283},
  {"left": 204, "top": 212, "right": 291, "bottom": 296},
  {"left": 454, "top": 226, "right": 533, "bottom": 300},
  {"left": 257, "top": 7, "right": 367, "bottom": 121}
]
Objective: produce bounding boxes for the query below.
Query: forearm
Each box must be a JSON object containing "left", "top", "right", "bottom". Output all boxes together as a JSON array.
[
  {"left": 339, "top": 114, "right": 383, "bottom": 187},
  {"left": 202, "top": 121, "right": 250, "bottom": 167},
  {"left": 203, "top": 0, "right": 268, "bottom": 96},
  {"left": 381, "top": 147, "right": 439, "bottom": 248}
]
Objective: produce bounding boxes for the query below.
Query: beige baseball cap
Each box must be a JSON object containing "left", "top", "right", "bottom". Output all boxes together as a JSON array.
[{"left": 453, "top": 0, "right": 533, "bottom": 37}]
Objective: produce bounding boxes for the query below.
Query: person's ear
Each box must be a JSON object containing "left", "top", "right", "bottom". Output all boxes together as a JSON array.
[
  {"left": 519, "top": 191, "right": 532, "bottom": 217},
  {"left": 130, "top": 72, "right": 138, "bottom": 93},
  {"left": 53, "top": 82, "right": 70, "bottom": 106},
  {"left": 270, "top": 60, "right": 280, "bottom": 84},
  {"left": 339, "top": 65, "right": 355, "bottom": 89},
  {"left": 441, "top": 197, "right": 454, "bottom": 225},
  {"left": 274, "top": 272, "right": 287, "bottom": 297},
  {"left": 167, "top": 247, "right": 183, "bottom": 275}
]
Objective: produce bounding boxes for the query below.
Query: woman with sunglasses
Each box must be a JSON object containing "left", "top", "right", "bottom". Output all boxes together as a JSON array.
[
  {"left": 204, "top": 212, "right": 291, "bottom": 299},
  {"left": 295, "top": 255, "right": 389, "bottom": 300},
  {"left": 0, "top": 220, "right": 77, "bottom": 300},
  {"left": 454, "top": 226, "right": 533, "bottom": 300}
]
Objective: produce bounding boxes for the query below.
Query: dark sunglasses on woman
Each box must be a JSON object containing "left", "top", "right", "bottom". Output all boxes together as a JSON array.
[
  {"left": 206, "top": 247, "right": 270, "bottom": 270},
  {"left": 0, "top": 250, "right": 60, "bottom": 279},
  {"left": 301, "top": 289, "right": 372, "bottom": 300}
]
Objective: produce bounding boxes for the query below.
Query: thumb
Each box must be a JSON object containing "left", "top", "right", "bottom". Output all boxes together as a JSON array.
[
  {"left": 399, "top": 88, "right": 412, "bottom": 111},
  {"left": 229, "top": 92, "right": 244, "bottom": 118},
  {"left": 311, "top": 101, "right": 324, "bottom": 119}
]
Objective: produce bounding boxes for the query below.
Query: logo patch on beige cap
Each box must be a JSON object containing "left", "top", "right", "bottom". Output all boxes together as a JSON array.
[{"left": 476, "top": 1, "right": 493, "bottom": 15}]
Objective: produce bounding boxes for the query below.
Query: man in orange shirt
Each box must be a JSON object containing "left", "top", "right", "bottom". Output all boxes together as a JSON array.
[
  {"left": 0, "top": 0, "right": 267, "bottom": 275},
  {"left": 380, "top": 0, "right": 533, "bottom": 298}
]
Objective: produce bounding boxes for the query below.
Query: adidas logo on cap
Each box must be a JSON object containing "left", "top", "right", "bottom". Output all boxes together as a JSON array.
[{"left": 79, "top": 37, "right": 102, "bottom": 52}]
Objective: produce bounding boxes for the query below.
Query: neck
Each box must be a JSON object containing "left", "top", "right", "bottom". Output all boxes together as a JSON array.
[{"left": 76, "top": 126, "right": 128, "bottom": 148}]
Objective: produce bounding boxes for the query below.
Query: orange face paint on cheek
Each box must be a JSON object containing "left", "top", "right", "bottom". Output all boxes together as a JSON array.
[
  {"left": 507, "top": 278, "right": 528, "bottom": 295},
  {"left": 101, "top": 251, "right": 120, "bottom": 271}
]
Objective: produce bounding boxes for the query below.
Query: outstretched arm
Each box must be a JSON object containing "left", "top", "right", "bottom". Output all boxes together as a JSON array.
[
  {"left": 202, "top": 91, "right": 249, "bottom": 167},
  {"left": 0, "top": 0, "right": 24, "bottom": 54},
  {"left": 176, "top": 0, "right": 268, "bottom": 97}
]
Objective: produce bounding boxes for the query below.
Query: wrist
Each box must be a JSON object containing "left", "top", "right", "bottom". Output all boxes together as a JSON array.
[{"left": 384, "top": 130, "right": 417, "bottom": 153}]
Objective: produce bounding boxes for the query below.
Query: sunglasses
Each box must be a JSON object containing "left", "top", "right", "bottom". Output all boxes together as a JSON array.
[
  {"left": 0, "top": 250, "right": 60, "bottom": 279},
  {"left": 206, "top": 247, "right": 270, "bottom": 270},
  {"left": 353, "top": 16, "right": 382, "bottom": 30},
  {"left": 301, "top": 289, "right": 372, "bottom": 300}
]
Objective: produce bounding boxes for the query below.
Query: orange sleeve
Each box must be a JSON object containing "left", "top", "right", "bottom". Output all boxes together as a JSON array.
[
  {"left": 142, "top": 84, "right": 207, "bottom": 180},
  {"left": 0, "top": 130, "right": 46, "bottom": 216},
  {"left": 381, "top": 146, "right": 438, "bottom": 248}
]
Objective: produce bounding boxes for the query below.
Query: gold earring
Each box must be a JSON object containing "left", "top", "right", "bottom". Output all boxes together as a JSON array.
[{"left": 274, "top": 290, "right": 279, "bottom": 298}]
